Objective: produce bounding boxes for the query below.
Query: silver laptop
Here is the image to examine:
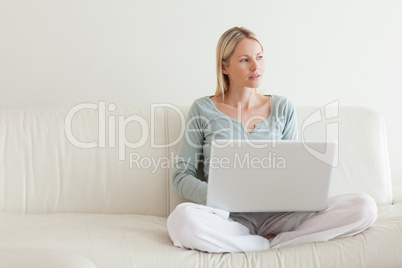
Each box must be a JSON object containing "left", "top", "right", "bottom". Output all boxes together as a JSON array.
[{"left": 206, "top": 139, "right": 337, "bottom": 212}]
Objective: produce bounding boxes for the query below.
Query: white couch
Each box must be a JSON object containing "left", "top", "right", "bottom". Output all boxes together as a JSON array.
[{"left": 0, "top": 103, "right": 401, "bottom": 268}]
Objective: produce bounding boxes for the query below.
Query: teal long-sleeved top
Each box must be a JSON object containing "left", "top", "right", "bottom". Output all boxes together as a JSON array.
[{"left": 172, "top": 95, "right": 298, "bottom": 205}]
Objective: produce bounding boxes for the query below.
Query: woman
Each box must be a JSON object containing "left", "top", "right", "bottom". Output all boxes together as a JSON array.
[{"left": 167, "top": 27, "right": 377, "bottom": 253}]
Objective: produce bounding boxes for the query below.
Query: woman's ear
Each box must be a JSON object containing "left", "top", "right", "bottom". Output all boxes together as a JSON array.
[{"left": 222, "top": 64, "right": 229, "bottom": 75}]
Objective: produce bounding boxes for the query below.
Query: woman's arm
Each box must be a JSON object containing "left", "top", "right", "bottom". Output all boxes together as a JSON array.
[
  {"left": 281, "top": 99, "right": 299, "bottom": 140},
  {"left": 172, "top": 102, "right": 208, "bottom": 205}
]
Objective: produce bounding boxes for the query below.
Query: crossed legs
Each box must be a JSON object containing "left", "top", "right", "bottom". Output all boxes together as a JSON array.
[{"left": 167, "top": 193, "right": 377, "bottom": 253}]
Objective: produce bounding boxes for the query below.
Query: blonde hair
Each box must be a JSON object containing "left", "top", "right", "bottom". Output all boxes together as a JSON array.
[{"left": 215, "top": 27, "right": 263, "bottom": 97}]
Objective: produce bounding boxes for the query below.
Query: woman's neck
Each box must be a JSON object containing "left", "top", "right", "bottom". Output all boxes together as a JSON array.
[{"left": 223, "top": 88, "right": 258, "bottom": 109}]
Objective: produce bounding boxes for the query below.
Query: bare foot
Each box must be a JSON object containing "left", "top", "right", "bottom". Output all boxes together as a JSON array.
[{"left": 263, "top": 234, "right": 276, "bottom": 240}]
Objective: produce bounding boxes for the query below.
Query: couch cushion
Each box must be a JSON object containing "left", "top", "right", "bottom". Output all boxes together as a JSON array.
[
  {"left": 0, "top": 204, "right": 401, "bottom": 268},
  {"left": 0, "top": 248, "right": 97, "bottom": 268},
  {"left": 0, "top": 106, "right": 168, "bottom": 215},
  {"left": 297, "top": 106, "right": 392, "bottom": 205}
]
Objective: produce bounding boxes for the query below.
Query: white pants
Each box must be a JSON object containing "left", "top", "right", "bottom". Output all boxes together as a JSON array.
[{"left": 167, "top": 193, "right": 377, "bottom": 253}]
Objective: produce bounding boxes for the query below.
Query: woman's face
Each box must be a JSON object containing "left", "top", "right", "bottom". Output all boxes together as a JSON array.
[{"left": 222, "top": 38, "right": 265, "bottom": 91}]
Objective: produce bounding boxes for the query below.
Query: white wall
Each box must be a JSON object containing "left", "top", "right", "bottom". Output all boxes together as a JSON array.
[{"left": 1, "top": 0, "right": 401, "bottom": 192}]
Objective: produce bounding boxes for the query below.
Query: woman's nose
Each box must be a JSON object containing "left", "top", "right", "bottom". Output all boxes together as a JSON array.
[{"left": 250, "top": 59, "right": 258, "bottom": 71}]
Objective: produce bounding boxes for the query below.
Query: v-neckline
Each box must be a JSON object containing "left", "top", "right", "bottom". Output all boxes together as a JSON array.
[{"left": 207, "top": 95, "right": 273, "bottom": 135}]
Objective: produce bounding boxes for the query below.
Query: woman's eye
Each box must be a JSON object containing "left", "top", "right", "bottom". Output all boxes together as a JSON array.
[
  {"left": 257, "top": 56, "right": 263, "bottom": 60},
  {"left": 241, "top": 58, "right": 248, "bottom": 62}
]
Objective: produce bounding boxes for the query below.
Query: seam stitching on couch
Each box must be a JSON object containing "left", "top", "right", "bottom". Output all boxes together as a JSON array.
[
  {"left": 381, "top": 115, "right": 393, "bottom": 205},
  {"left": 164, "top": 107, "right": 171, "bottom": 216}
]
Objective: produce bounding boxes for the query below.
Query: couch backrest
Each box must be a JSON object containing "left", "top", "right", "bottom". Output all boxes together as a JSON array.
[
  {"left": 0, "top": 105, "right": 169, "bottom": 216},
  {"left": 0, "top": 104, "right": 393, "bottom": 216}
]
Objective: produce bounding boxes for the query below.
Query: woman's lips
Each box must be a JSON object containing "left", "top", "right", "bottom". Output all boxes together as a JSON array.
[{"left": 249, "top": 75, "right": 261, "bottom": 79}]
